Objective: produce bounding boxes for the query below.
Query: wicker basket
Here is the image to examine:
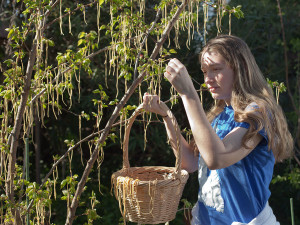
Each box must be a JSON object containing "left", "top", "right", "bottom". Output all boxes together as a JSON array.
[{"left": 111, "top": 103, "right": 189, "bottom": 224}]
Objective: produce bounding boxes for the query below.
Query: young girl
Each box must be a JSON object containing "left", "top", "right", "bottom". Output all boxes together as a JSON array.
[{"left": 143, "top": 35, "right": 294, "bottom": 224}]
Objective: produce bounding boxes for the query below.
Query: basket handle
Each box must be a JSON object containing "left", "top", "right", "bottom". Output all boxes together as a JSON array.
[{"left": 122, "top": 101, "right": 183, "bottom": 178}]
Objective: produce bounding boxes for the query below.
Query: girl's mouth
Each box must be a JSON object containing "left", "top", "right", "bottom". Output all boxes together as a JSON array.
[{"left": 209, "top": 87, "right": 219, "bottom": 93}]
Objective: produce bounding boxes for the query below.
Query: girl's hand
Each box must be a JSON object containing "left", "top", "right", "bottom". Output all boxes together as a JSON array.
[
  {"left": 164, "top": 58, "right": 196, "bottom": 97},
  {"left": 142, "top": 93, "right": 168, "bottom": 117}
]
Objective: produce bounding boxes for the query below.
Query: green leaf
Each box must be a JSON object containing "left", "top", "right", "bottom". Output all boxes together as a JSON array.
[
  {"left": 233, "top": 6, "right": 244, "bottom": 19},
  {"left": 4, "top": 59, "right": 14, "bottom": 67},
  {"left": 48, "top": 40, "right": 55, "bottom": 46},
  {"left": 7, "top": 28, "right": 14, "bottom": 39},
  {"left": 61, "top": 196, "right": 67, "bottom": 200},
  {"left": 126, "top": 105, "right": 137, "bottom": 111},
  {"left": 99, "top": 25, "right": 106, "bottom": 30},
  {"left": 87, "top": 208, "right": 100, "bottom": 221},
  {"left": 61, "top": 179, "right": 67, "bottom": 189},
  {"left": 109, "top": 99, "right": 119, "bottom": 105},
  {"left": 78, "top": 32, "right": 86, "bottom": 39},
  {"left": 108, "top": 133, "right": 118, "bottom": 143},
  {"left": 90, "top": 30, "right": 97, "bottom": 37},
  {"left": 201, "top": 83, "right": 207, "bottom": 88},
  {"left": 99, "top": 0, "right": 105, "bottom": 6},
  {"left": 78, "top": 39, "right": 85, "bottom": 46}
]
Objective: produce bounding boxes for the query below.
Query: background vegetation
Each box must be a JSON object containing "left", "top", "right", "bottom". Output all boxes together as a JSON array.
[{"left": 0, "top": 0, "right": 299, "bottom": 224}]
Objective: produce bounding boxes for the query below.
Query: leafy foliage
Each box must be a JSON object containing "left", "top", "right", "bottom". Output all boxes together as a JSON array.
[{"left": 0, "top": 0, "right": 299, "bottom": 224}]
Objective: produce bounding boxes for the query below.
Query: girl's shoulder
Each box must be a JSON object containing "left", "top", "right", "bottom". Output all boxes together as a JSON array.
[
  {"left": 245, "top": 102, "right": 259, "bottom": 112},
  {"left": 244, "top": 102, "right": 267, "bottom": 118}
]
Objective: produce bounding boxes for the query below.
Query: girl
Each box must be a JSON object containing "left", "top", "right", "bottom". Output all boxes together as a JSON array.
[{"left": 143, "top": 35, "right": 294, "bottom": 224}]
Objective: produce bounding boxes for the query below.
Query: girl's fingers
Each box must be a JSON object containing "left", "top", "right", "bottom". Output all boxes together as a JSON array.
[
  {"left": 150, "top": 95, "right": 159, "bottom": 104},
  {"left": 166, "top": 58, "right": 183, "bottom": 76},
  {"left": 169, "top": 58, "right": 181, "bottom": 69},
  {"left": 143, "top": 92, "right": 148, "bottom": 102},
  {"left": 142, "top": 94, "right": 166, "bottom": 116},
  {"left": 164, "top": 71, "right": 172, "bottom": 81},
  {"left": 170, "top": 58, "right": 181, "bottom": 65},
  {"left": 167, "top": 61, "right": 179, "bottom": 72},
  {"left": 166, "top": 65, "right": 175, "bottom": 74},
  {"left": 143, "top": 94, "right": 159, "bottom": 105}
]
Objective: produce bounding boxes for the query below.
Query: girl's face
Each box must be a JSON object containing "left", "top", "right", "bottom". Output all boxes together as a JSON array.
[{"left": 201, "top": 51, "right": 235, "bottom": 105}]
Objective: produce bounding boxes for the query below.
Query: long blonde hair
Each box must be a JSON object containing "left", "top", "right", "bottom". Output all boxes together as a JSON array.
[{"left": 200, "top": 35, "right": 294, "bottom": 162}]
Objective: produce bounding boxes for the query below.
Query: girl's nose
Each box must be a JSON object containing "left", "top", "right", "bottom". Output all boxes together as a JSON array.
[{"left": 204, "top": 71, "right": 215, "bottom": 84}]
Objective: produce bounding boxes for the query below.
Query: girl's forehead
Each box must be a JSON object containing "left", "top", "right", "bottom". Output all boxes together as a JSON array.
[{"left": 201, "top": 51, "right": 226, "bottom": 67}]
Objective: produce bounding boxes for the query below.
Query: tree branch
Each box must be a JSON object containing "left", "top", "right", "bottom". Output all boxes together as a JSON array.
[
  {"left": 44, "top": 0, "right": 60, "bottom": 19},
  {"left": 6, "top": 40, "right": 37, "bottom": 225},
  {"left": 65, "top": 1, "right": 189, "bottom": 224},
  {"left": 276, "top": 0, "right": 299, "bottom": 115}
]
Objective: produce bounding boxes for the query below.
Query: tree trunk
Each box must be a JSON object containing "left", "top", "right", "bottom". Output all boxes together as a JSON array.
[{"left": 5, "top": 41, "right": 37, "bottom": 225}]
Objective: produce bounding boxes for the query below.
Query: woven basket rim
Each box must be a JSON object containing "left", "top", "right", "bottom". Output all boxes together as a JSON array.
[{"left": 112, "top": 166, "right": 189, "bottom": 187}]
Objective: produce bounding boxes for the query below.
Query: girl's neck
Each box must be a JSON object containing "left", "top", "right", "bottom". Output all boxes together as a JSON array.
[{"left": 225, "top": 98, "right": 231, "bottom": 106}]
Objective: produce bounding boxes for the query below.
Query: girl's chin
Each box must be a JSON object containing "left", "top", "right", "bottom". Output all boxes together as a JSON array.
[
  {"left": 211, "top": 93, "right": 220, "bottom": 99},
  {"left": 211, "top": 94, "right": 231, "bottom": 102}
]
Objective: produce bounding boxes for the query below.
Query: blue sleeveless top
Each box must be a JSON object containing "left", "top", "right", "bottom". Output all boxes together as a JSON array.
[{"left": 192, "top": 105, "right": 275, "bottom": 225}]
